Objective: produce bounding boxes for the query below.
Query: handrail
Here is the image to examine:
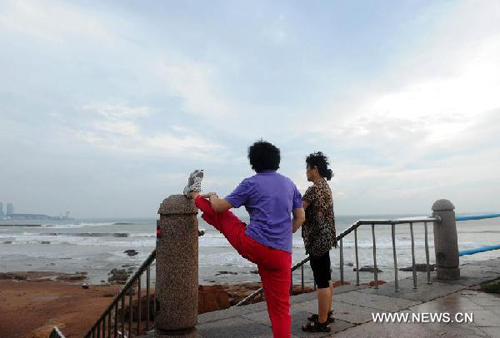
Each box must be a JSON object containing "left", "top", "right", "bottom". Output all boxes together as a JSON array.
[
  {"left": 456, "top": 213, "right": 500, "bottom": 221},
  {"left": 85, "top": 249, "right": 157, "bottom": 338},
  {"left": 236, "top": 216, "right": 440, "bottom": 306},
  {"left": 459, "top": 244, "right": 500, "bottom": 256},
  {"left": 49, "top": 326, "right": 65, "bottom": 338}
]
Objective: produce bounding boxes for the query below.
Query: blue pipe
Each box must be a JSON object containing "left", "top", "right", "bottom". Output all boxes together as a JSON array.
[
  {"left": 456, "top": 214, "right": 500, "bottom": 221},
  {"left": 459, "top": 244, "right": 500, "bottom": 256}
]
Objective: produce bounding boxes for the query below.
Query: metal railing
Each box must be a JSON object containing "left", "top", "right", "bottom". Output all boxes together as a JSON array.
[
  {"left": 457, "top": 213, "right": 500, "bottom": 257},
  {"left": 84, "top": 249, "right": 157, "bottom": 338},
  {"left": 237, "top": 216, "right": 440, "bottom": 306},
  {"left": 49, "top": 327, "right": 65, "bottom": 338}
]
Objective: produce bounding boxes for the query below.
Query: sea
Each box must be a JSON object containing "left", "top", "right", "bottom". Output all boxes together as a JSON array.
[{"left": 1, "top": 214, "right": 499, "bottom": 286}]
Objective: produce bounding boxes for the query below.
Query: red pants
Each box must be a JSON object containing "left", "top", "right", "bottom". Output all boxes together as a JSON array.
[{"left": 195, "top": 196, "right": 292, "bottom": 338}]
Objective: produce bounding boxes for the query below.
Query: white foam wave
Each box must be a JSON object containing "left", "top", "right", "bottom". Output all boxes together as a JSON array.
[{"left": 42, "top": 222, "right": 116, "bottom": 229}]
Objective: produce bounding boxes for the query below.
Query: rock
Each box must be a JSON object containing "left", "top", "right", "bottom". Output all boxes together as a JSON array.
[
  {"left": 399, "top": 264, "right": 435, "bottom": 272},
  {"left": 40, "top": 241, "right": 51, "bottom": 244},
  {"left": 0, "top": 272, "right": 27, "bottom": 280},
  {"left": 346, "top": 262, "right": 354, "bottom": 267},
  {"left": 353, "top": 266, "right": 383, "bottom": 273},
  {"left": 249, "top": 270, "right": 259, "bottom": 274},
  {"left": 362, "top": 280, "right": 387, "bottom": 287},
  {"left": 82, "top": 283, "right": 89, "bottom": 289},
  {"left": 56, "top": 274, "right": 87, "bottom": 281},
  {"left": 198, "top": 229, "right": 205, "bottom": 237},
  {"left": 108, "top": 268, "right": 130, "bottom": 284},
  {"left": 215, "top": 271, "right": 238, "bottom": 276},
  {"left": 480, "top": 280, "right": 500, "bottom": 294},
  {"left": 198, "top": 285, "right": 230, "bottom": 314},
  {"left": 124, "top": 249, "right": 138, "bottom": 256},
  {"left": 2, "top": 241, "right": 12, "bottom": 244}
]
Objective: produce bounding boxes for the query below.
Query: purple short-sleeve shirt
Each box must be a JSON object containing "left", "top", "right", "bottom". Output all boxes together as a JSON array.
[{"left": 224, "top": 170, "right": 303, "bottom": 253}]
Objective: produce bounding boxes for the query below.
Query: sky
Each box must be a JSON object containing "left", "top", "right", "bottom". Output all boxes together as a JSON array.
[{"left": 0, "top": 0, "right": 499, "bottom": 218}]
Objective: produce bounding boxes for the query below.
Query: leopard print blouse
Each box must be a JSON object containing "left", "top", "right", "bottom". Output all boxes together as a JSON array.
[{"left": 302, "top": 179, "right": 337, "bottom": 257}]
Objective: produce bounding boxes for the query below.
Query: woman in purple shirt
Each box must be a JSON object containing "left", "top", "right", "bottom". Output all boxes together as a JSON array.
[{"left": 184, "top": 140, "right": 305, "bottom": 338}]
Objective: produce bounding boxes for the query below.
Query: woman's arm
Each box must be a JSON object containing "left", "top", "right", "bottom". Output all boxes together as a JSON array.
[
  {"left": 203, "top": 192, "right": 232, "bottom": 213},
  {"left": 292, "top": 207, "right": 305, "bottom": 233}
]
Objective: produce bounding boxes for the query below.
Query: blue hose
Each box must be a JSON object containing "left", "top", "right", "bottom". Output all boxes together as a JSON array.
[{"left": 459, "top": 244, "right": 500, "bottom": 256}]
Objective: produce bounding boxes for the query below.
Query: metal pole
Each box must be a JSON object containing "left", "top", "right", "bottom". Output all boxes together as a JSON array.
[
  {"left": 137, "top": 277, "right": 142, "bottom": 335},
  {"left": 108, "top": 310, "right": 111, "bottom": 338},
  {"left": 424, "top": 222, "right": 431, "bottom": 284},
  {"left": 146, "top": 266, "right": 150, "bottom": 331},
  {"left": 410, "top": 222, "right": 417, "bottom": 289},
  {"left": 128, "top": 285, "right": 133, "bottom": 336},
  {"left": 120, "top": 294, "right": 125, "bottom": 337},
  {"left": 354, "top": 228, "right": 360, "bottom": 286},
  {"left": 114, "top": 303, "right": 118, "bottom": 338},
  {"left": 371, "top": 223, "right": 379, "bottom": 289},
  {"left": 339, "top": 238, "right": 344, "bottom": 284},
  {"left": 391, "top": 223, "right": 399, "bottom": 292},
  {"left": 301, "top": 264, "right": 304, "bottom": 293}
]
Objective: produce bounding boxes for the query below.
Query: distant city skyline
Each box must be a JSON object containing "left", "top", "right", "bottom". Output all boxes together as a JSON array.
[{"left": 1, "top": 1, "right": 499, "bottom": 217}]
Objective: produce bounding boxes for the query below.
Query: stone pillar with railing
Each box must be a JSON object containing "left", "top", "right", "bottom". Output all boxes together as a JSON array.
[
  {"left": 432, "top": 199, "right": 460, "bottom": 281},
  {"left": 156, "top": 195, "right": 199, "bottom": 337}
]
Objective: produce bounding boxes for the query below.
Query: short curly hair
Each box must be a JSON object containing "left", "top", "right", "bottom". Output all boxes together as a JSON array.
[
  {"left": 306, "top": 151, "right": 333, "bottom": 180},
  {"left": 248, "top": 140, "right": 280, "bottom": 173}
]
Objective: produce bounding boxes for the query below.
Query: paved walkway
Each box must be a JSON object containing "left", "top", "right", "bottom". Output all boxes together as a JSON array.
[{"left": 196, "top": 258, "right": 500, "bottom": 337}]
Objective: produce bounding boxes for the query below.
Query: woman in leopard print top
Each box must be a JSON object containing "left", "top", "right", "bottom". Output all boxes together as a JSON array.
[{"left": 300, "top": 152, "right": 336, "bottom": 332}]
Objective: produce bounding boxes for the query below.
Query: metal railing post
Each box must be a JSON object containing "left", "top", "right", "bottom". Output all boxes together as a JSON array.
[
  {"left": 371, "top": 223, "right": 379, "bottom": 289},
  {"left": 354, "top": 228, "right": 360, "bottom": 286},
  {"left": 391, "top": 223, "right": 399, "bottom": 292},
  {"left": 410, "top": 222, "right": 417, "bottom": 289},
  {"left": 339, "top": 238, "right": 344, "bottom": 284}
]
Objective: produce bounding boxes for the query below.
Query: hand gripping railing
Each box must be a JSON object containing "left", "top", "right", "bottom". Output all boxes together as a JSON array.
[
  {"left": 236, "top": 216, "right": 440, "bottom": 306},
  {"left": 84, "top": 249, "right": 157, "bottom": 338}
]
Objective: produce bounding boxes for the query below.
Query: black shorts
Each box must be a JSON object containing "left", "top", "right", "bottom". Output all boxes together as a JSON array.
[{"left": 310, "top": 251, "right": 331, "bottom": 289}]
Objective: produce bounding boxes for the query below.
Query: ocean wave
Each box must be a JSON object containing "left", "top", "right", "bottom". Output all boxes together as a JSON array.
[
  {"left": 42, "top": 232, "right": 130, "bottom": 238},
  {"left": 42, "top": 222, "right": 116, "bottom": 229}
]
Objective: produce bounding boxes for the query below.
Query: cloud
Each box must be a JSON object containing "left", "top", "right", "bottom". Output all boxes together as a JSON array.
[
  {"left": 83, "top": 102, "right": 151, "bottom": 119},
  {"left": 0, "top": 0, "right": 117, "bottom": 44},
  {"left": 76, "top": 102, "right": 226, "bottom": 161},
  {"left": 159, "top": 59, "right": 233, "bottom": 119}
]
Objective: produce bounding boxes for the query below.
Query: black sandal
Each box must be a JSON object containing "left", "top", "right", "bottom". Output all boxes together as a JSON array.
[
  {"left": 302, "top": 316, "right": 331, "bottom": 332},
  {"left": 307, "top": 311, "right": 335, "bottom": 323}
]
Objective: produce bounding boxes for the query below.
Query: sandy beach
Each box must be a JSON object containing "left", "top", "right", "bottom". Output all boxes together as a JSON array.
[{"left": 0, "top": 272, "right": 121, "bottom": 337}]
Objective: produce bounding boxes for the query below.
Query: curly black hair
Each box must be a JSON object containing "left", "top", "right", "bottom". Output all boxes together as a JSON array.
[
  {"left": 248, "top": 140, "right": 280, "bottom": 173},
  {"left": 306, "top": 151, "right": 333, "bottom": 180}
]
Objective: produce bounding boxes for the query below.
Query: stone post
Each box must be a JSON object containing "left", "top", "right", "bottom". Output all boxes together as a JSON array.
[
  {"left": 156, "top": 195, "right": 198, "bottom": 337},
  {"left": 432, "top": 199, "right": 460, "bottom": 280}
]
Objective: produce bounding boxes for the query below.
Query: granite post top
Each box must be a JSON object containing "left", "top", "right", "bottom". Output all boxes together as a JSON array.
[{"left": 158, "top": 194, "right": 198, "bottom": 215}]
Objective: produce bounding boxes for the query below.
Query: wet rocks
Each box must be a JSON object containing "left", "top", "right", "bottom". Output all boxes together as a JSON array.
[
  {"left": 56, "top": 273, "right": 87, "bottom": 281},
  {"left": 0, "top": 272, "right": 28, "bottom": 280},
  {"left": 399, "top": 264, "right": 435, "bottom": 272},
  {"left": 215, "top": 271, "right": 238, "bottom": 276},
  {"left": 353, "top": 266, "right": 383, "bottom": 273},
  {"left": 124, "top": 249, "right": 139, "bottom": 256},
  {"left": 108, "top": 268, "right": 130, "bottom": 284}
]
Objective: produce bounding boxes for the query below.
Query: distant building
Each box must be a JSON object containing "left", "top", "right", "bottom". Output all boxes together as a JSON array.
[
  {"left": 6, "top": 203, "right": 14, "bottom": 215},
  {"left": 0, "top": 202, "right": 4, "bottom": 217}
]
